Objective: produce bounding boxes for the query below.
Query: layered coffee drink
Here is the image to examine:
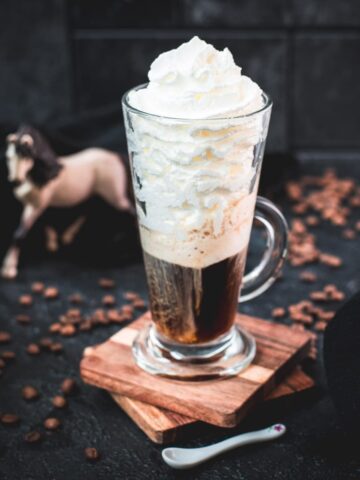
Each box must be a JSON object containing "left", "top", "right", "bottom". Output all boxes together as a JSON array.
[
  {"left": 125, "top": 37, "right": 267, "bottom": 345},
  {"left": 143, "top": 250, "right": 247, "bottom": 343}
]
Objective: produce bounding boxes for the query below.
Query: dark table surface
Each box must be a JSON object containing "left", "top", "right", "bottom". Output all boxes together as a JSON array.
[{"left": 1, "top": 160, "right": 360, "bottom": 480}]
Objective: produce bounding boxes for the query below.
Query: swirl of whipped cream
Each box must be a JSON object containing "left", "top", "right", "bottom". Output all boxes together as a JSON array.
[
  {"left": 125, "top": 37, "right": 267, "bottom": 269},
  {"left": 129, "top": 36, "right": 263, "bottom": 119}
]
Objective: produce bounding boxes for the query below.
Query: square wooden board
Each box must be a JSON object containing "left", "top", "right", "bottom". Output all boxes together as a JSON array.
[
  {"left": 111, "top": 367, "right": 314, "bottom": 443},
  {"left": 81, "top": 312, "right": 311, "bottom": 428}
]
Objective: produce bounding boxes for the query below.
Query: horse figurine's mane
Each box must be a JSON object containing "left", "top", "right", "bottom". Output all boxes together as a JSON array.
[{"left": 16, "top": 125, "right": 63, "bottom": 187}]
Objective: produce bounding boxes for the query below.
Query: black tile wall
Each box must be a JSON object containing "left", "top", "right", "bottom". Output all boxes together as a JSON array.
[
  {"left": 1, "top": 0, "right": 360, "bottom": 154},
  {"left": 69, "top": 0, "right": 182, "bottom": 28},
  {"left": 294, "top": 34, "right": 360, "bottom": 148},
  {"left": 293, "top": 0, "right": 360, "bottom": 26},
  {"left": 69, "top": 0, "right": 292, "bottom": 28},
  {"left": 183, "top": 0, "right": 292, "bottom": 27},
  {"left": 74, "top": 33, "right": 287, "bottom": 151},
  {"left": 0, "top": 0, "right": 71, "bottom": 125}
]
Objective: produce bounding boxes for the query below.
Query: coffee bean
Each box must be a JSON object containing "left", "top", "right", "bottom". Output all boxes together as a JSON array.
[
  {"left": 60, "top": 324, "right": 76, "bottom": 336},
  {"left": 1, "top": 413, "right": 20, "bottom": 425},
  {"left": 67, "top": 309, "right": 81, "bottom": 319},
  {"left": 309, "top": 347, "right": 318, "bottom": 361},
  {"left": 299, "top": 271, "right": 317, "bottom": 283},
  {"left": 342, "top": 228, "right": 356, "bottom": 240},
  {"left": 22, "top": 385, "right": 39, "bottom": 401},
  {"left": 39, "top": 337, "right": 53, "bottom": 349},
  {"left": 323, "top": 284, "right": 337, "bottom": 294},
  {"left": 79, "top": 320, "right": 92, "bottom": 332},
  {"left": 19, "top": 294, "right": 33, "bottom": 306},
  {"left": 26, "top": 343, "right": 40, "bottom": 355},
  {"left": 305, "top": 215, "right": 319, "bottom": 227},
  {"left": 84, "top": 447, "right": 100, "bottom": 461},
  {"left": 98, "top": 278, "right": 115, "bottom": 289},
  {"left": 49, "top": 322, "right": 62, "bottom": 333},
  {"left": 319, "top": 253, "right": 342, "bottom": 268},
  {"left": 107, "top": 310, "right": 125, "bottom": 323},
  {"left": 0, "top": 331, "right": 11, "bottom": 344},
  {"left": 102, "top": 295, "right": 116, "bottom": 307},
  {"left": 52, "top": 395, "right": 67, "bottom": 408},
  {"left": 1, "top": 351, "right": 15, "bottom": 360},
  {"left": 121, "top": 305, "right": 134, "bottom": 316},
  {"left": 24, "top": 431, "right": 42, "bottom": 443},
  {"left": 61, "top": 378, "right": 76, "bottom": 395},
  {"left": 50, "top": 342, "right": 63, "bottom": 353},
  {"left": 317, "top": 310, "right": 335, "bottom": 321},
  {"left": 68, "top": 293, "right": 83, "bottom": 304},
  {"left": 44, "top": 417, "right": 61, "bottom": 430},
  {"left": 44, "top": 287, "right": 59, "bottom": 299},
  {"left": 314, "top": 321, "right": 327, "bottom": 332},
  {"left": 310, "top": 291, "right": 328, "bottom": 302},
  {"left": 123, "top": 291, "right": 138, "bottom": 301},
  {"left": 16, "top": 314, "right": 31, "bottom": 325},
  {"left": 271, "top": 307, "right": 286, "bottom": 319},
  {"left": 330, "top": 291, "right": 344, "bottom": 302},
  {"left": 91, "top": 308, "right": 109, "bottom": 325},
  {"left": 31, "top": 282, "right": 45, "bottom": 294}
]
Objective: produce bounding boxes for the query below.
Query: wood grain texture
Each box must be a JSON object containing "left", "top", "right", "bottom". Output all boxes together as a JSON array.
[
  {"left": 81, "top": 312, "right": 312, "bottom": 428},
  {"left": 111, "top": 367, "right": 314, "bottom": 443}
]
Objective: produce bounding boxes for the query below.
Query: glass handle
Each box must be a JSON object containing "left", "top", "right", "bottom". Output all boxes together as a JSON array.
[{"left": 239, "top": 196, "right": 288, "bottom": 303}]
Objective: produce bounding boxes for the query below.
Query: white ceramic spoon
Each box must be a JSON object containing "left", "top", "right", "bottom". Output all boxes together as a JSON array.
[{"left": 162, "top": 423, "right": 286, "bottom": 470}]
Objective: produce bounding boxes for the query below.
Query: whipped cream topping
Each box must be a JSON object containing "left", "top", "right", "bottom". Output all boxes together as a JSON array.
[
  {"left": 125, "top": 37, "right": 268, "bottom": 269},
  {"left": 129, "top": 36, "right": 263, "bottom": 119}
]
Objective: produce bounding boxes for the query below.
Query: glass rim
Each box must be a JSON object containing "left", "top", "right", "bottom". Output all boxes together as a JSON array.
[{"left": 122, "top": 83, "right": 273, "bottom": 122}]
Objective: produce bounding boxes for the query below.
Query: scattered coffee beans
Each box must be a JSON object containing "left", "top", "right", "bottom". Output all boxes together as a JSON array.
[
  {"left": 1, "top": 351, "right": 15, "bottom": 360},
  {"left": 69, "top": 293, "right": 83, "bottom": 304},
  {"left": 24, "top": 431, "right": 42, "bottom": 443},
  {"left": 102, "top": 295, "right": 116, "bottom": 307},
  {"left": 1, "top": 413, "right": 20, "bottom": 425},
  {"left": 61, "top": 378, "right": 76, "bottom": 395},
  {"left": 26, "top": 343, "right": 40, "bottom": 355},
  {"left": 44, "top": 417, "right": 61, "bottom": 430},
  {"left": 271, "top": 307, "right": 286, "bottom": 319},
  {"left": 98, "top": 278, "right": 115, "bottom": 289},
  {"left": 84, "top": 447, "right": 100, "bottom": 461},
  {"left": 31, "top": 282, "right": 45, "bottom": 294},
  {"left": 22, "top": 386, "right": 39, "bottom": 401},
  {"left": 52, "top": 395, "right": 67, "bottom": 408},
  {"left": 0, "top": 331, "right": 11, "bottom": 343},
  {"left": 16, "top": 314, "right": 31, "bottom": 325},
  {"left": 19, "top": 294, "right": 33, "bottom": 306},
  {"left": 44, "top": 287, "right": 59, "bottom": 299}
]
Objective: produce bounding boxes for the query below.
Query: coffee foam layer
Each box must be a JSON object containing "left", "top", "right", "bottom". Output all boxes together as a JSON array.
[{"left": 139, "top": 192, "right": 257, "bottom": 269}]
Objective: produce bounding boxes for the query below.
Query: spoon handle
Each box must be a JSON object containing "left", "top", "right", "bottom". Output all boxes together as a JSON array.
[{"left": 200, "top": 424, "right": 286, "bottom": 459}]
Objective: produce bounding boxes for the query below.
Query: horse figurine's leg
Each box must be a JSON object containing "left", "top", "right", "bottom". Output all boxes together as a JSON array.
[
  {"left": 45, "top": 226, "right": 59, "bottom": 252},
  {"left": 61, "top": 216, "right": 86, "bottom": 245},
  {"left": 1, "top": 205, "right": 43, "bottom": 278}
]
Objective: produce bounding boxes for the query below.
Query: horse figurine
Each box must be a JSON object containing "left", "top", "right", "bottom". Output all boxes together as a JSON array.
[{"left": 2, "top": 125, "right": 133, "bottom": 278}]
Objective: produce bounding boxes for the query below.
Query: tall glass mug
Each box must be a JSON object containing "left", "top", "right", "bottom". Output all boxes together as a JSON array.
[{"left": 122, "top": 85, "right": 288, "bottom": 380}]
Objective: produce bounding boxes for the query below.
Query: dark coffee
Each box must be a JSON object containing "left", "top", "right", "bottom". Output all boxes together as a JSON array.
[{"left": 143, "top": 249, "right": 247, "bottom": 344}]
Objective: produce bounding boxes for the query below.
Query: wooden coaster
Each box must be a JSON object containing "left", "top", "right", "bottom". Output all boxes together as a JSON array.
[
  {"left": 81, "top": 312, "right": 311, "bottom": 428},
  {"left": 111, "top": 367, "right": 314, "bottom": 444}
]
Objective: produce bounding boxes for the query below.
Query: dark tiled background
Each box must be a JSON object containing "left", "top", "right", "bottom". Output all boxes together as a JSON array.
[{"left": 1, "top": 0, "right": 360, "bottom": 154}]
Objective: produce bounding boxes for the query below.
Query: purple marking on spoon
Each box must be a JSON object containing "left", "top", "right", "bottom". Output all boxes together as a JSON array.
[{"left": 274, "top": 424, "right": 285, "bottom": 432}]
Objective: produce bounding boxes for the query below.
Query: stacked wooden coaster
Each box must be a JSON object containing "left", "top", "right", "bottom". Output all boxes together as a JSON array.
[{"left": 81, "top": 312, "right": 313, "bottom": 444}]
